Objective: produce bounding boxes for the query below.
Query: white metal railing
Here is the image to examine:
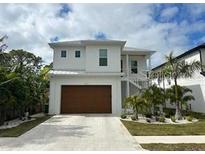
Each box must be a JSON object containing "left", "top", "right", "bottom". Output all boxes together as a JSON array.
[
  {"left": 121, "top": 72, "right": 149, "bottom": 89},
  {"left": 130, "top": 77, "right": 148, "bottom": 89},
  {"left": 121, "top": 69, "right": 149, "bottom": 76}
]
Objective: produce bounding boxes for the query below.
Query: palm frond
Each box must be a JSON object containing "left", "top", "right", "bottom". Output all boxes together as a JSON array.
[{"left": 182, "top": 95, "right": 195, "bottom": 102}]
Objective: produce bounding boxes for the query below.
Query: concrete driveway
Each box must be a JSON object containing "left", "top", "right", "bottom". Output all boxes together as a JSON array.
[{"left": 0, "top": 114, "right": 143, "bottom": 151}]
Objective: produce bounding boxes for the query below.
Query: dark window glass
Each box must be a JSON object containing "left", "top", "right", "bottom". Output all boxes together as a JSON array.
[
  {"left": 75, "top": 50, "right": 80, "bottom": 58},
  {"left": 99, "top": 49, "right": 107, "bottom": 66},
  {"left": 121, "top": 60, "right": 123, "bottom": 72},
  {"left": 99, "top": 58, "right": 107, "bottom": 66},
  {"left": 61, "top": 50, "right": 66, "bottom": 58},
  {"left": 131, "top": 60, "right": 138, "bottom": 73}
]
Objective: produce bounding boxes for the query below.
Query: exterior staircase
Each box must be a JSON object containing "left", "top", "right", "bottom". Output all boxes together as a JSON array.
[{"left": 122, "top": 72, "right": 149, "bottom": 90}]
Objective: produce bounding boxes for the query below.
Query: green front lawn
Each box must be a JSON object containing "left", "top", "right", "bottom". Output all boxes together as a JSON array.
[
  {"left": 121, "top": 117, "right": 205, "bottom": 136},
  {"left": 0, "top": 115, "right": 51, "bottom": 137},
  {"left": 141, "top": 143, "right": 205, "bottom": 151}
]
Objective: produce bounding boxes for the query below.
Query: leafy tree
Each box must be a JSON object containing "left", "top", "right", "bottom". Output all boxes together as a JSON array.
[
  {"left": 9, "top": 49, "right": 42, "bottom": 75},
  {"left": 0, "top": 36, "right": 50, "bottom": 124},
  {"left": 9, "top": 78, "right": 30, "bottom": 118},
  {"left": 163, "top": 52, "right": 201, "bottom": 119},
  {"left": 30, "top": 63, "right": 51, "bottom": 113},
  {"left": 0, "top": 67, "right": 16, "bottom": 124},
  {"left": 0, "top": 36, "right": 19, "bottom": 86},
  {"left": 0, "top": 47, "right": 51, "bottom": 124},
  {"left": 7, "top": 50, "right": 43, "bottom": 116}
]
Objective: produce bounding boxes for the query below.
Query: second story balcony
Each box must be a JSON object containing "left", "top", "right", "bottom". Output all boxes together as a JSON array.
[
  {"left": 120, "top": 47, "right": 155, "bottom": 90},
  {"left": 121, "top": 47, "right": 155, "bottom": 77}
]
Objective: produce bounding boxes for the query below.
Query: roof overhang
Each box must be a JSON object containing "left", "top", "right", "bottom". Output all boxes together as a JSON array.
[
  {"left": 49, "top": 70, "right": 124, "bottom": 77},
  {"left": 152, "top": 43, "right": 205, "bottom": 71},
  {"left": 122, "top": 47, "right": 156, "bottom": 56},
  {"left": 48, "top": 40, "right": 126, "bottom": 49},
  {"left": 48, "top": 41, "right": 84, "bottom": 48}
]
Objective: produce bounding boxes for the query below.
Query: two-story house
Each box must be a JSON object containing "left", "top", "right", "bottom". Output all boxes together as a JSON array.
[
  {"left": 152, "top": 43, "right": 205, "bottom": 113},
  {"left": 48, "top": 40, "right": 155, "bottom": 115}
]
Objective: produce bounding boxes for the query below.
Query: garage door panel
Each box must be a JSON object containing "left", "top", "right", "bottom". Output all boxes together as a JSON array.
[{"left": 61, "top": 85, "right": 111, "bottom": 114}]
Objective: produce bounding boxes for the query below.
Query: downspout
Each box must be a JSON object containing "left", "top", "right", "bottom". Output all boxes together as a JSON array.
[{"left": 199, "top": 49, "right": 205, "bottom": 77}]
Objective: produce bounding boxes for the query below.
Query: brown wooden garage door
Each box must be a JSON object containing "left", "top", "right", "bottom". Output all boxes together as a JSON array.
[{"left": 61, "top": 85, "right": 112, "bottom": 114}]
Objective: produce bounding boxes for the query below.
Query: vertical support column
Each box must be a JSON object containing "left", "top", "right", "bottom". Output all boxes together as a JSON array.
[
  {"left": 149, "top": 56, "right": 152, "bottom": 79},
  {"left": 126, "top": 54, "right": 129, "bottom": 76},
  {"left": 147, "top": 55, "right": 151, "bottom": 87},
  {"left": 126, "top": 54, "right": 130, "bottom": 97},
  {"left": 149, "top": 55, "right": 151, "bottom": 71},
  {"left": 126, "top": 80, "right": 130, "bottom": 97}
]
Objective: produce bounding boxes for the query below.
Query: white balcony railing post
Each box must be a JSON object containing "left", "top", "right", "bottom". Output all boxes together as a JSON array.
[{"left": 126, "top": 54, "right": 130, "bottom": 97}]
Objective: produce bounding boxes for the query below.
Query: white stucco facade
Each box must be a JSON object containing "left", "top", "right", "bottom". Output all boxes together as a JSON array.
[
  {"left": 49, "top": 75, "right": 122, "bottom": 115},
  {"left": 53, "top": 46, "right": 86, "bottom": 71},
  {"left": 48, "top": 40, "right": 155, "bottom": 115},
  {"left": 85, "top": 45, "right": 121, "bottom": 72}
]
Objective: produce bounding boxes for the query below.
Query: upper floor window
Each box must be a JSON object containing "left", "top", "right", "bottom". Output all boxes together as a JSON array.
[
  {"left": 99, "top": 49, "right": 107, "bottom": 66},
  {"left": 131, "top": 60, "right": 138, "bottom": 74},
  {"left": 75, "top": 50, "right": 80, "bottom": 58},
  {"left": 61, "top": 50, "right": 67, "bottom": 58}
]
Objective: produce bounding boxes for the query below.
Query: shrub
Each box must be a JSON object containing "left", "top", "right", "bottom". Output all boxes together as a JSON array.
[
  {"left": 159, "top": 115, "right": 165, "bottom": 123},
  {"left": 155, "top": 116, "right": 160, "bottom": 122},
  {"left": 145, "top": 113, "right": 152, "bottom": 118},
  {"left": 165, "top": 113, "right": 170, "bottom": 118},
  {"left": 154, "top": 107, "right": 160, "bottom": 116},
  {"left": 171, "top": 116, "right": 176, "bottom": 122},
  {"left": 185, "top": 111, "right": 205, "bottom": 119},
  {"left": 131, "top": 115, "right": 138, "bottom": 121},
  {"left": 186, "top": 116, "right": 193, "bottom": 122},
  {"left": 121, "top": 114, "right": 127, "bottom": 119},
  {"left": 163, "top": 108, "right": 175, "bottom": 118},
  {"left": 146, "top": 118, "right": 151, "bottom": 123}
]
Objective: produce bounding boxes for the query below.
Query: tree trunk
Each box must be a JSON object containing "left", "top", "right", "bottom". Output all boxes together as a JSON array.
[
  {"left": 162, "top": 74, "right": 166, "bottom": 109},
  {"left": 174, "top": 77, "right": 182, "bottom": 120},
  {"left": 152, "top": 104, "right": 155, "bottom": 115},
  {"left": 134, "top": 105, "right": 139, "bottom": 120},
  {"left": 135, "top": 111, "right": 138, "bottom": 120}
]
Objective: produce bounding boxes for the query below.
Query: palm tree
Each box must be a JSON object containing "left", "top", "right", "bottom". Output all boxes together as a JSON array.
[
  {"left": 124, "top": 95, "right": 145, "bottom": 119},
  {"left": 163, "top": 52, "right": 201, "bottom": 119},
  {"left": 0, "top": 35, "right": 8, "bottom": 52},
  {"left": 166, "top": 85, "right": 195, "bottom": 112}
]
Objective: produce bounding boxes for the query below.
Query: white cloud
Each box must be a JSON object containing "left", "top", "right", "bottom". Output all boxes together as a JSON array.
[
  {"left": 187, "top": 4, "right": 205, "bottom": 17},
  {"left": 160, "top": 6, "right": 179, "bottom": 20},
  {"left": 0, "top": 3, "right": 204, "bottom": 67}
]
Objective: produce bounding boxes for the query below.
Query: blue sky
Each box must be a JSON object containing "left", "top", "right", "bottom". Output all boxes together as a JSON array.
[
  {"left": 58, "top": 3, "right": 72, "bottom": 18},
  {"left": 151, "top": 4, "right": 205, "bottom": 46},
  {"left": 0, "top": 3, "right": 205, "bottom": 67}
]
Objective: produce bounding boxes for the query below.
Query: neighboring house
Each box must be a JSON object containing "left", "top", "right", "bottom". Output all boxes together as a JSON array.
[
  {"left": 152, "top": 43, "right": 205, "bottom": 113},
  {"left": 48, "top": 40, "right": 155, "bottom": 115}
]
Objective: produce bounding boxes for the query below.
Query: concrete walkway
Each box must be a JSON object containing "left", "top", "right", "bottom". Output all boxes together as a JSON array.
[
  {"left": 0, "top": 114, "right": 143, "bottom": 151},
  {"left": 135, "top": 136, "right": 205, "bottom": 144}
]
